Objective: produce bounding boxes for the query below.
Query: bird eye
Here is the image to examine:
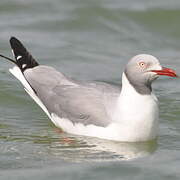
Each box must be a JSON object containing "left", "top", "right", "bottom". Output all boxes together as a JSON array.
[{"left": 139, "top": 62, "right": 146, "bottom": 68}]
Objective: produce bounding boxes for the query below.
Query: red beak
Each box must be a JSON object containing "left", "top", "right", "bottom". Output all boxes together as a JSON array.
[{"left": 151, "top": 67, "right": 177, "bottom": 77}]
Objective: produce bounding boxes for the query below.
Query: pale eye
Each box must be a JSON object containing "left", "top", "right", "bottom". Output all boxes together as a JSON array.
[{"left": 139, "top": 62, "right": 146, "bottom": 68}]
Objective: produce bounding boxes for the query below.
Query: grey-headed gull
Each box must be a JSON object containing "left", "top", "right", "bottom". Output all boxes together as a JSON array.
[{"left": 0, "top": 37, "right": 177, "bottom": 142}]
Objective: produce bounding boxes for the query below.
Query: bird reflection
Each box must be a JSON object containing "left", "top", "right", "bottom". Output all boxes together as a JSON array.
[{"left": 49, "top": 127, "right": 157, "bottom": 161}]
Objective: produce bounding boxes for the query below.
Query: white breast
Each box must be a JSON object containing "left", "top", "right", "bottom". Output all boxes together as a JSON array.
[{"left": 112, "top": 73, "right": 159, "bottom": 141}]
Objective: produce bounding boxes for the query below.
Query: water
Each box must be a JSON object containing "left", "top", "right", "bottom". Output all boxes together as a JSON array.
[{"left": 0, "top": 0, "right": 180, "bottom": 179}]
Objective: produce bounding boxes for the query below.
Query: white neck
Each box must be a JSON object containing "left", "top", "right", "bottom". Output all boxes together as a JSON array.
[{"left": 112, "top": 73, "right": 159, "bottom": 142}]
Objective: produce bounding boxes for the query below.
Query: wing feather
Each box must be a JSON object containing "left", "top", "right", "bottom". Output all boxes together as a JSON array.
[{"left": 24, "top": 66, "right": 119, "bottom": 127}]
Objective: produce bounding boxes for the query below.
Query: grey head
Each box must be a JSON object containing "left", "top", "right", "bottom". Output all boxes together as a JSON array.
[{"left": 124, "top": 54, "right": 162, "bottom": 95}]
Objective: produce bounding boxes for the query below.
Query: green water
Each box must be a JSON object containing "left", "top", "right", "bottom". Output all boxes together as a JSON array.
[{"left": 0, "top": 0, "right": 180, "bottom": 179}]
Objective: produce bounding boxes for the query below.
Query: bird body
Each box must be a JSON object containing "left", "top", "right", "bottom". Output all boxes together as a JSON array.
[
  {"left": 9, "top": 66, "right": 158, "bottom": 142},
  {"left": 0, "top": 37, "right": 177, "bottom": 142}
]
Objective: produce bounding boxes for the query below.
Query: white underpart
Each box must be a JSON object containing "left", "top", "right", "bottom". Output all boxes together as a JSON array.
[{"left": 9, "top": 66, "right": 159, "bottom": 142}]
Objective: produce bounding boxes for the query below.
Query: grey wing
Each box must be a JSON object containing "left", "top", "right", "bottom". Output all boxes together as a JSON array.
[
  {"left": 24, "top": 66, "right": 119, "bottom": 127},
  {"left": 50, "top": 85, "right": 112, "bottom": 126}
]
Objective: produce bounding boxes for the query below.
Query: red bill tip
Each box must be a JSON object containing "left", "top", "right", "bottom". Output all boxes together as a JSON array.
[{"left": 151, "top": 67, "right": 177, "bottom": 77}]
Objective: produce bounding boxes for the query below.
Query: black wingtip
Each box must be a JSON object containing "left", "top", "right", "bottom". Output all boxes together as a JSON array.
[
  {"left": 10, "top": 36, "right": 19, "bottom": 44},
  {"left": 10, "top": 37, "right": 24, "bottom": 53},
  {"left": 9, "top": 37, "right": 39, "bottom": 72}
]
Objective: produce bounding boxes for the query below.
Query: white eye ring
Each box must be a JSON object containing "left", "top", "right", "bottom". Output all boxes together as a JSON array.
[{"left": 139, "top": 62, "right": 146, "bottom": 68}]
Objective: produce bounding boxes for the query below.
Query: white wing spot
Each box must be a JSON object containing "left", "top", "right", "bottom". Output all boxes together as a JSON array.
[
  {"left": 11, "top": 49, "right": 15, "bottom": 56},
  {"left": 17, "top": 55, "right": 22, "bottom": 60},
  {"left": 22, "top": 64, "right": 27, "bottom": 68}
]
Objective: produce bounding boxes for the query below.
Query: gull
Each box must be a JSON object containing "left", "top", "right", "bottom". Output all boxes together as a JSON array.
[{"left": 0, "top": 37, "right": 177, "bottom": 142}]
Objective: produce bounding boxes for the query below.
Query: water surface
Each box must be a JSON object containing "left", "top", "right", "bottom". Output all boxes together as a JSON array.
[{"left": 0, "top": 0, "right": 180, "bottom": 179}]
